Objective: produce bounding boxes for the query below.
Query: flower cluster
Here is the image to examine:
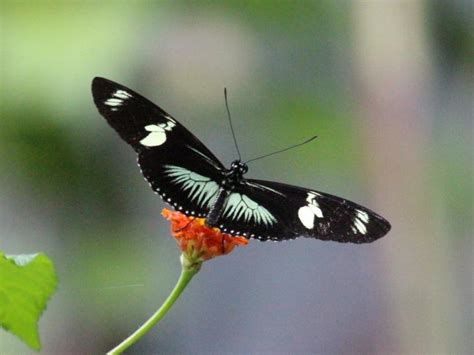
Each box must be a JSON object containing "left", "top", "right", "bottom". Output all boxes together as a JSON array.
[{"left": 161, "top": 209, "right": 248, "bottom": 270}]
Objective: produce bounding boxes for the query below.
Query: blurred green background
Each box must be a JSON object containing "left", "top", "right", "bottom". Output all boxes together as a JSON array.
[{"left": 1, "top": 1, "right": 472, "bottom": 354}]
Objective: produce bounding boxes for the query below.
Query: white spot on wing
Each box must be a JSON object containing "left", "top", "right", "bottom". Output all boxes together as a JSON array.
[
  {"left": 158, "top": 121, "right": 176, "bottom": 131},
  {"left": 140, "top": 122, "right": 175, "bottom": 147},
  {"left": 113, "top": 90, "right": 132, "bottom": 99},
  {"left": 165, "top": 115, "right": 177, "bottom": 123},
  {"left": 104, "top": 90, "right": 132, "bottom": 108},
  {"left": 140, "top": 127, "right": 166, "bottom": 146},
  {"left": 354, "top": 218, "right": 367, "bottom": 234},
  {"left": 356, "top": 210, "right": 369, "bottom": 223},
  {"left": 352, "top": 210, "right": 369, "bottom": 235},
  {"left": 298, "top": 206, "right": 315, "bottom": 229},
  {"left": 298, "top": 192, "right": 324, "bottom": 229},
  {"left": 104, "top": 98, "right": 123, "bottom": 106},
  {"left": 309, "top": 200, "right": 323, "bottom": 218}
]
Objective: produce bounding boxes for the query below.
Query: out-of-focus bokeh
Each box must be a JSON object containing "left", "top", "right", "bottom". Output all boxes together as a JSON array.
[{"left": 1, "top": 1, "right": 472, "bottom": 354}]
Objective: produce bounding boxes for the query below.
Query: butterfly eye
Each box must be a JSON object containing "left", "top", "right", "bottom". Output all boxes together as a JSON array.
[{"left": 231, "top": 160, "right": 240, "bottom": 169}]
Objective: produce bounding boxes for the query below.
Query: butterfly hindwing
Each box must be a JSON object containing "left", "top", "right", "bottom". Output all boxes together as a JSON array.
[
  {"left": 216, "top": 179, "right": 391, "bottom": 243},
  {"left": 138, "top": 148, "right": 223, "bottom": 217},
  {"left": 210, "top": 180, "right": 294, "bottom": 241},
  {"left": 92, "top": 77, "right": 225, "bottom": 217}
]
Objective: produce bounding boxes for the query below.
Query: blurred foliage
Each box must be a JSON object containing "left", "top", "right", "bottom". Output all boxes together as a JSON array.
[
  {"left": 174, "top": 0, "right": 348, "bottom": 31},
  {"left": 0, "top": 252, "right": 57, "bottom": 350},
  {"left": 429, "top": 0, "right": 474, "bottom": 69}
]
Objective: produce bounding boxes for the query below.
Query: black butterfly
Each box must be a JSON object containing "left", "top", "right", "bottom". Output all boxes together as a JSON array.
[{"left": 91, "top": 77, "right": 391, "bottom": 243}]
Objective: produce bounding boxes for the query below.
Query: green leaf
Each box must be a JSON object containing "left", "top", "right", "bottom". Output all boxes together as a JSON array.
[{"left": 0, "top": 252, "right": 57, "bottom": 350}]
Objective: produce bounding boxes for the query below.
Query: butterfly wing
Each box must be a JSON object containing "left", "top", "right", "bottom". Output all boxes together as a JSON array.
[
  {"left": 92, "top": 77, "right": 225, "bottom": 217},
  {"left": 216, "top": 179, "right": 391, "bottom": 243}
]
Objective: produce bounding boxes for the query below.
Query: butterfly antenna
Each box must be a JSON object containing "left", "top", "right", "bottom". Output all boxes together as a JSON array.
[
  {"left": 224, "top": 88, "right": 242, "bottom": 160},
  {"left": 245, "top": 135, "right": 318, "bottom": 164}
]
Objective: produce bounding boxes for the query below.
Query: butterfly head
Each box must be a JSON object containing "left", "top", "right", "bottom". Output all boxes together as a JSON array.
[
  {"left": 223, "top": 160, "right": 248, "bottom": 186},
  {"left": 230, "top": 160, "right": 248, "bottom": 176}
]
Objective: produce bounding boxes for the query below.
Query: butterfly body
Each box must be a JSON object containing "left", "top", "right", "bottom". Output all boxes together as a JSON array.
[
  {"left": 92, "top": 77, "right": 391, "bottom": 243},
  {"left": 206, "top": 160, "right": 248, "bottom": 227}
]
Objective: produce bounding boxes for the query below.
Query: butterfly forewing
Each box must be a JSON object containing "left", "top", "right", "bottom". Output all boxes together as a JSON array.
[
  {"left": 92, "top": 77, "right": 225, "bottom": 217},
  {"left": 92, "top": 77, "right": 223, "bottom": 161}
]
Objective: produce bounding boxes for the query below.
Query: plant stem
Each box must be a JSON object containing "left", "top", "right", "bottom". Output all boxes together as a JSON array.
[{"left": 107, "top": 263, "right": 198, "bottom": 354}]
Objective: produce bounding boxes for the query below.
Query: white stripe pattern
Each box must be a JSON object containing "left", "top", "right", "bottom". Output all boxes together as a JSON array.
[
  {"left": 163, "top": 165, "right": 276, "bottom": 227},
  {"left": 164, "top": 165, "right": 218, "bottom": 207},
  {"left": 353, "top": 210, "right": 369, "bottom": 235},
  {"left": 223, "top": 193, "right": 276, "bottom": 226}
]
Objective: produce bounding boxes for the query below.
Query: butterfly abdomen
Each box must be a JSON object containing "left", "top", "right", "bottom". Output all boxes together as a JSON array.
[{"left": 206, "top": 187, "right": 230, "bottom": 227}]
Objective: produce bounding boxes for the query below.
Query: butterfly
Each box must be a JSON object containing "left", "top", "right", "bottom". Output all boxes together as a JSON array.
[{"left": 91, "top": 77, "right": 391, "bottom": 243}]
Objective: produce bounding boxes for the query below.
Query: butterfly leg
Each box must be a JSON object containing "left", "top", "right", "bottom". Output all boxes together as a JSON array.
[{"left": 174, "top": 218, "right": 194, "bottom": 233}]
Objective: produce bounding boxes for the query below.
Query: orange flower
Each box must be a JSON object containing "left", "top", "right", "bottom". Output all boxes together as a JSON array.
[{"left": 161, "top": 208, "right": 248, "bottom": 268}]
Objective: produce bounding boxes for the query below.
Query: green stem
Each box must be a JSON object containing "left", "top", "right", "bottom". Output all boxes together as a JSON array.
[{"left": 107, "top": 258, "right": 199, "bottom": 354}]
